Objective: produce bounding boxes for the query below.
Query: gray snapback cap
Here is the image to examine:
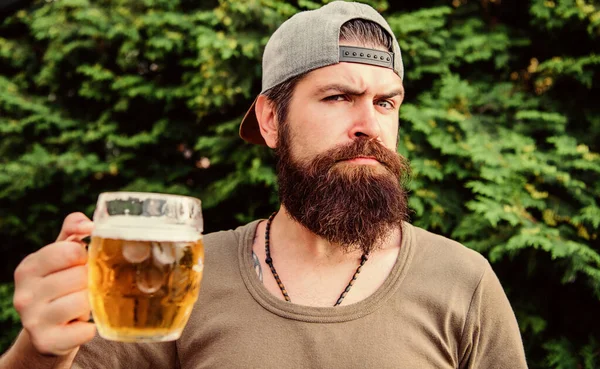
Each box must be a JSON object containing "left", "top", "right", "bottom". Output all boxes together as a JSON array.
[{"left": 239, "top": 1, "right": 403, "bottom": 145}]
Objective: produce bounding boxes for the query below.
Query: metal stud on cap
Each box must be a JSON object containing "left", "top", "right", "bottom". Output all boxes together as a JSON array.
[{"left": 339, "top": 45, "right": 394, "bottom": 69}]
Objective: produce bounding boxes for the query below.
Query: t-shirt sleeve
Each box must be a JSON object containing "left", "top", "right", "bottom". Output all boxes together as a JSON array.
[
  {"left": 72, "top": 333, "right": 180, "bottom": 369},
  {"left": 458, "top": 262, "right": 528, "bottom": 369}
]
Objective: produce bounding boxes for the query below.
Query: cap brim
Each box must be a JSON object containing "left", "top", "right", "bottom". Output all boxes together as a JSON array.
[{"left": 239, "top": 96, "right": 267, "bottom": 145}]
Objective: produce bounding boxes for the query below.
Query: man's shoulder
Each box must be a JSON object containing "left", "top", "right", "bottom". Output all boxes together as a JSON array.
[
  {"left": 203, "top": 219, "right": 261, "bottom": 249},
  {"left": 406, "top": 223, "right": 491, "bottom": 281}
]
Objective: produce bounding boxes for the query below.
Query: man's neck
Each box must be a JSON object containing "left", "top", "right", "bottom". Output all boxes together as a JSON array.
[{"left": 252, "top": 206, "right": 402, "bottom": 307}]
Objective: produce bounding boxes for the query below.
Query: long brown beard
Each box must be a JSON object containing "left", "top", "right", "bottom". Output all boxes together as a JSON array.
[{"left": 275, "top": 130, "right": 411, "bottom": 255}]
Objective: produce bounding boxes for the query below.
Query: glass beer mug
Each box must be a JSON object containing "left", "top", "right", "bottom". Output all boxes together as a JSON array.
[{"left": 88, "top": 192, "right": 204, "bottom": 342}]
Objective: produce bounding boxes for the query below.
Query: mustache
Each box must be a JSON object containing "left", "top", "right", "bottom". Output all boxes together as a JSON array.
[{"left": 311, "top": 138, "right": 401, "bottom": 174}]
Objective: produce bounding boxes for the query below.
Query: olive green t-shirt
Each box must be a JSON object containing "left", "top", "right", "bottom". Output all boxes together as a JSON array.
[{"left": 74, "top": 220, "right": 527, "bottom": 368}]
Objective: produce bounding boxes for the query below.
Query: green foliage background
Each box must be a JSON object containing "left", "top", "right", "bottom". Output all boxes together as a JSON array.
[{"left": 1, "top": 0, "right": 599, "bottom": 366}]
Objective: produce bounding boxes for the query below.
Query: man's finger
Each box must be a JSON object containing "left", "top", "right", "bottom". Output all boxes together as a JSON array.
[
  {"left": 56, "top": 212, "right": 93, "bottom": 242},
  {"left": 32, "top": 322, "right": 96, "bottom": 356},
  {"left": 43, "top": 290, "right": 90, "bottom": 327},
  {"left": 53, "top": 322, "right": 96, "bottom": 355},
  {"left": 38, "top": 265, "right": 88, "bottom": 304},
  {"left": 15, "top": 241, "right": 87, "bottom": 282}
]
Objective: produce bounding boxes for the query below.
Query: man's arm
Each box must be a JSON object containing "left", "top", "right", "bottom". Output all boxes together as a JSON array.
[
  {"left": 458, "top": 263, "right": 528, "bottom": 368},
  {"left": 0, "top": 213, "right": 96, "bottom": 369}
]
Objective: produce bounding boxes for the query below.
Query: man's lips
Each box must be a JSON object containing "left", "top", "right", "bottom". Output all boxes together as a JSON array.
[{"left": 339, "top": 156, "right": 380, "bottom": 165}]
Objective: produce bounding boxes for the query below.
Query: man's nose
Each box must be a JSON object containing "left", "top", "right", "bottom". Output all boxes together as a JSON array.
[{"left": 348, "top": 101, "right": 382, "bottom": 140}]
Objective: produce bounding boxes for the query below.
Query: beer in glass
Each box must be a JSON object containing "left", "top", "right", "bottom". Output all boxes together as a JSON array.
[{"left": 88, "top": 192, "right": 203, "bottom": 342}]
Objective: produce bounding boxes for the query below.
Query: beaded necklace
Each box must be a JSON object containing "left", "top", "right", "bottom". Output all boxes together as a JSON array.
[{"left": 264, "top": 212, "right": 369, "bottom": 307}]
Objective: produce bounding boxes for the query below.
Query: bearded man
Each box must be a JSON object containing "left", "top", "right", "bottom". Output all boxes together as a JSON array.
[{"left": 2, "top": 2, "right": 528, "bottom": 368}]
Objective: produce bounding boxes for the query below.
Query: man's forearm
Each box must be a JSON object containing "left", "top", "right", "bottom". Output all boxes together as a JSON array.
[{"left": 0, "top": 330, "right": 78, "bottom": 369}]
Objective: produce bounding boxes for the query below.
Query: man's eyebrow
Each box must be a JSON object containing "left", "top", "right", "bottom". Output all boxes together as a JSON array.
[
  {"left": 314, "top": 84, "right": 404, "bottom": 99},
  {"left": 379, "top": 89, "right": 404, "bottom": 100},
  {"left": 315, "top": 84, "right": 365, "bottom": 96}
]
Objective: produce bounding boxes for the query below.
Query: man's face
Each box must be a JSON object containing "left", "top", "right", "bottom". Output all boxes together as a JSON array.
[
  {"left": 274, "top": 56, "right": 410, "bottom": 254},
  {"left": 281, "top": 56, "right": 404, "bottom": 163}
]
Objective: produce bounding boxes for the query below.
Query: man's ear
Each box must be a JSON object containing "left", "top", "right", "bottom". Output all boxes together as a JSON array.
[{"left": 255, "top": 94, "right": 278, "bottom": 149}]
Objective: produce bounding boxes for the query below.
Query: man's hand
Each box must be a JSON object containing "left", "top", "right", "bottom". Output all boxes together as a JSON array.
[{"left": 12, "top": 212, "right": 97, "bottom": 356}]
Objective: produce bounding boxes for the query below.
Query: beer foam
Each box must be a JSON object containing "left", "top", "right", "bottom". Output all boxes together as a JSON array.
[{"left": 92, "top": 215, "right": 202, "bottom": 242}]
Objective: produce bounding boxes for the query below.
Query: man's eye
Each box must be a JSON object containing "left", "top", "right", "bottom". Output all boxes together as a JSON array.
[
  {"left": 376, "top": 100, "right": 394, "bottom": 109},
  {"left": 324, "top": 95, "right": 346, "bottom": 102}
]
